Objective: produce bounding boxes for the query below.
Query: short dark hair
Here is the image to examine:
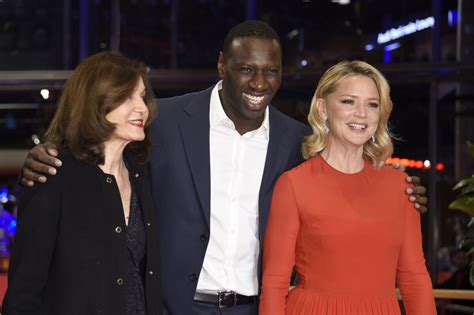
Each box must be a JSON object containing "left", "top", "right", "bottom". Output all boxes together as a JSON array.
[
  {"left": 222, "top": 20, "right": 281, "bottom": 55},
  {"left": 44, "top": 51, "right": 156, "bottom": 165}
]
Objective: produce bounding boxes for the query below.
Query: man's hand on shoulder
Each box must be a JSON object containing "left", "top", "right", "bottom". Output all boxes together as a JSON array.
[
  {"left": 389, "top": 163, "right": 428, "bottom": 214},
  {"left": 406, "top": 175, "right": 428, "bottom": 214},
  {"left": 21, "top": 142, "right": 62, "bottom": 187}
]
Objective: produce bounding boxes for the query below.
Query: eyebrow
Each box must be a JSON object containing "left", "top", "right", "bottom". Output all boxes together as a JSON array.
[{"left": 340, "top": 94, "right": 379, "bottom": 101}]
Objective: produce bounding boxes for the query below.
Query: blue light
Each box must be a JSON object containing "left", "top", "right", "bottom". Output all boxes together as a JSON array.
[
  {"left": 384, "top": 50, "right": 392, "bottom": 64},
  {"left": 384, "top": 42, "right": 401, "bottom": 52},
  {"left": 448, "top": 9, "right": 459, "bottom": 27},
  {"left": 365, "top": 44, "right": 374, "bottom": 51},
  {"left": 0, "top": 186, "right": 7, "bottom": 203},
  {"left": 300, "top": 59, "right": 308, "bottom": 67}
]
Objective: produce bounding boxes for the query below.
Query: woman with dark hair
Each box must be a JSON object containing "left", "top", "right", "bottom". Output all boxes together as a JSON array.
[{"left": 2, "top": 51, "right": 162, "bottom": 315}]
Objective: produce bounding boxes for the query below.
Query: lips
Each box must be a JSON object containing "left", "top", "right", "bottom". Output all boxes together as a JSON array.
[
  {"left": 243, "top": 92, "right": 267, "bottom": 110},
  {"left": 347, "top": 123, "right": 367, "bottom": 130},
  {"left": 128, "top": 119, "right": 144, "bottom": 128}
]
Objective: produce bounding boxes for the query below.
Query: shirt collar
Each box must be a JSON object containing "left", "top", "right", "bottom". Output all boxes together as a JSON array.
[{"left": 209, "top": 81, "right": 270, "bottom": 138}]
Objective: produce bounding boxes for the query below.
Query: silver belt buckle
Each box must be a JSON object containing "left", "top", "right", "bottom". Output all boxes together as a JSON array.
[{"left": 218, "top": 291, "right": 237, "bottom": 308}]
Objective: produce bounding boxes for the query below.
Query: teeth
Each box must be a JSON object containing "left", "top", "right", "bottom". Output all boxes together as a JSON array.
[
  {"left": 348, "top": 123, "right": 366, "bottom": 130},
  {"left": 243, "top": 93, "right": 264, "bottom": 104},
  {"left": 129, "top": 120, "right": 143, "bottom": 125}
]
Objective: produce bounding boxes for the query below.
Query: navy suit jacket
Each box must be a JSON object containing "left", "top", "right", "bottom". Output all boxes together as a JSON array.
[{"left": 149, "top": 86, "right": 310, "bottom": 314}]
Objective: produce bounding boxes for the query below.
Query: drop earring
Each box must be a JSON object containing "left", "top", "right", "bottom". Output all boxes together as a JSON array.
[{"left": 323, "top": 120, "right": 330, "bottom": 133}]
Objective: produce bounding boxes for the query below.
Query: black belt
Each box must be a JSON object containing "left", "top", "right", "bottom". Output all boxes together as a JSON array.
[{"left": 194, "top": 291, "right": 257, "bottom": 308}]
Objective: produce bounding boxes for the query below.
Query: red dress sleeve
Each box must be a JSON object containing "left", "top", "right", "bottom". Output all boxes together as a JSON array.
[
  {"left": 397, "top": 198, "right": 437, "bottom": 314},
  {"left": 259, "top": 173, "right": 300, "bottom": 315}
]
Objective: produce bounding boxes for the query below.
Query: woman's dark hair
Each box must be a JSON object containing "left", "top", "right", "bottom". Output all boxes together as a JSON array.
[{"left": 44, "top": 51, "right": 156, "bottom": 164}]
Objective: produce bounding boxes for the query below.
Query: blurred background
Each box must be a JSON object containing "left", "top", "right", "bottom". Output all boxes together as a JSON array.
[{"left": 0, "top": 0, "right": 474, "bottom": 312}]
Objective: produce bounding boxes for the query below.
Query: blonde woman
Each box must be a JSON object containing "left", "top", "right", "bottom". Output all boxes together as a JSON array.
[{"left": 259, "top": 60, "right": 436, "bottom": 315}]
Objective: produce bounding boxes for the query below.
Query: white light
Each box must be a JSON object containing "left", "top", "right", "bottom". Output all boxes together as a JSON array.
[
  {"left": 287, "top": 29, "right": 299, "bottom": 39},
  {"left": 424, "top": 160, "right": 431, "bottom": 168},
  {"left": 40, "top": 89, "right": 50, "bottom": 100},
  {"left": 377, "top": 16, "right": 435, "bottom": 44},
  {"left": 365, "top": 44, "right": 374, "bottom": 51},
  {"left": 300, "top": 59, "right": 308, "bottom": 66},
  {"left": 31, "top": 134, "right": 41, "bottom": 145}
]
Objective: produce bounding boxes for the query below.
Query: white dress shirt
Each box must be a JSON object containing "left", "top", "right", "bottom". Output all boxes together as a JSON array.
[{"left": 196, "top": 81, "right": 269, "bottom": 296}]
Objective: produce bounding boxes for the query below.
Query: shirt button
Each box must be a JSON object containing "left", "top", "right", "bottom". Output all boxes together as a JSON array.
[
  {"left": 115, "top": 226, "right": 122, "bottom": 233},
  {"left": 200, "top": 233, "right": 208, "bottom": 242},
  {"left": 148, "top": 270, "right": 154, "bottom": 276},
  {"left": 190, "top": 274, "right": 197, "bottom": 282},
  {"left": 116, "top": 278, "right": 124, "bottom": 286},
  {"left": 135, "top": 173, "right": 139, "bottom": 178},
  {"left": 146, "top": 222, "right": 151, "bottom": 227},
  {"left": 106, "top": 177, "right": 113, "bottom": 184}
]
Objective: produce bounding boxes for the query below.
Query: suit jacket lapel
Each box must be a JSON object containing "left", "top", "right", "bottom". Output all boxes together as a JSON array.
[
  {"left": 258, "top": 107, "right": 289, "bottom": 239},
  {"left": 179, "top": 90, "right": 212, "bottom": 228}
]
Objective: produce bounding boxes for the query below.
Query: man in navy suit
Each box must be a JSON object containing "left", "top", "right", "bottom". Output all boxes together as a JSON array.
[
  {"left": 22, "top": 21, "right": 427, "bottom": 315},
  {"left": 150, "top": 21, "right": 310, "bottom": 314}
]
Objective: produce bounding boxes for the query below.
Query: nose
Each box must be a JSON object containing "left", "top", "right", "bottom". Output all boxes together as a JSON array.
[
  {"left": 249, "top": 71, "right": 266, "bottom": 91},
  {"left": 355, "top": 103, "right": 367, "bottom": 117},
  {"left": 135, "top": 97, "right": 148, "bottom": 114}
]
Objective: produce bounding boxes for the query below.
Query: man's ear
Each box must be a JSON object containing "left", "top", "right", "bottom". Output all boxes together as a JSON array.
[
  {"left": 316, "top": 98, "right": 327, "bottom": 121},
  {"left": 217, "top": 52, "right": 225, "bottom": 79}
]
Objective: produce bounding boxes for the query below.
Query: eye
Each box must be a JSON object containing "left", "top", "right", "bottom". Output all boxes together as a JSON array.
[
  {"left": 341, "top": 99, "right": 354, "bottom": 105},
  {"left": 266, "top": 68, "right": 280, "bottom": 75},
  {"left": 240, "top": 66, "right": 253, "bottom": 74},
  {"left": 368, "top": 102, "right": 379, "bottom": 108}
]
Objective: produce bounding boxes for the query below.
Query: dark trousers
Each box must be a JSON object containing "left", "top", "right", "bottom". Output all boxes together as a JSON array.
[{"left": 190, "top": 300, "right": 258, "bottom": 315}]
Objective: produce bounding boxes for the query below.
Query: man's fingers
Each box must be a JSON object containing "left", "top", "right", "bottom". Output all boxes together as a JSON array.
[
  {"left": 417, "top": 196, "right": 428, "bottom": 205},
  {"left": 416, "top": 205, "right": 428, "bottom": 214},
  {"left": 413, "top": 186, "right": 426, "bottom": 195},
  {"left": 23, "top": 167, "right": 48, "bottom": 183},
  {"left": 36, "top": 151, "right": 62, "bottom": 167},
  {"left": 24, "top": 156, "right": 58, "bottom": 175},
  {"left": 28, "top": 143, "right": 62, "bottom": 167},
  {"left": 409, "top": 196, "right": 428, "bottom": 205},
  {"left": 20, "top": 178, "right": 35, "bottom": 187},
  {"left": 407, "top": 176, "right": 421, "bottom": 186},
  {"left": 44, "top": 142, "right": 59, "bottom": 157},
  {"left": 22, "top": 164, "right": 51, "bottom": 182},
  {"left": 406, "top": 186, "right": 426, "bottom": 195}
]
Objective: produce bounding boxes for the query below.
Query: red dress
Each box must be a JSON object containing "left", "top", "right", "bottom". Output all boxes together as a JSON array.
[{"left": 259, "top": 155, "right": 436, "bottom": 315}]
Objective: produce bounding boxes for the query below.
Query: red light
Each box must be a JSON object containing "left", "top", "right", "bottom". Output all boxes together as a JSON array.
[
  {"left": 400, "top": 158, "right": 409, "bottom": 166},
  {"left": 415, "top": 161, "right": 424, "bottom": 168},
  {"left": 408, "top": 160, "right": 416, "bottom": 167},
  {"left": 436, "top": 163, "right": 445, "bottom": 171}
]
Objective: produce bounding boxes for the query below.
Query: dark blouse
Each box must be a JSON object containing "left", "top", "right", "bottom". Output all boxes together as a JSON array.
[{"left": 126, "top": 186, "right": 147, "bottom": 315}]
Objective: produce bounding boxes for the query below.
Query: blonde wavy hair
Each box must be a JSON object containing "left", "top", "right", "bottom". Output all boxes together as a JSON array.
[{"left": 302, "top": 60, "right": 393, "bottom": 168}]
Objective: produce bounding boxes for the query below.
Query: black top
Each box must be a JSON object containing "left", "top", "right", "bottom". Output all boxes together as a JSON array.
[
  {"left": 126, "top": 187, "right": 147, "bottom": 315},
  {"left": 3, "top": 149, "right": 162, "bottom": 315}
]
